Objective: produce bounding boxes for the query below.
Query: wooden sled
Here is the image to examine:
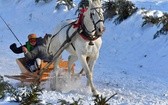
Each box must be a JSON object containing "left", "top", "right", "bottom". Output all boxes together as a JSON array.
[{"left": 5, "top": 57, "right": 75, "bottom": 83}]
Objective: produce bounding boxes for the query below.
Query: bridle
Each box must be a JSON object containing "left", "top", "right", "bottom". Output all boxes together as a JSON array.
[
  {"left": 80, "top": 7, "right": 104, "bottom": 41},
  {"left": 90, "top": 7, "right": 104, "bottom": 26}
]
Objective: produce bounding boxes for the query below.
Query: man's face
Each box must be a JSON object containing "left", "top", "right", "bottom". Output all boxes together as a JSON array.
[{"left": 29, "top": 38, "right": 36, "bottom": 46}]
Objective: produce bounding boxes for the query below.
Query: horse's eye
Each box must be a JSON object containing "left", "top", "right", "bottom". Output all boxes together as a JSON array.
[
  {"left": 90, "top": 13, "right": 94, "bottom": 18},
  {"left": 91, "top": 13, "right": 95, "bottom": 16}
]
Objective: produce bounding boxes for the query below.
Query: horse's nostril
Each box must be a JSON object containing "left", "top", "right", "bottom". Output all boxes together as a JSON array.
[
  {"left": 99, "top": 27, "right": 105, "bottom": 32},
  {"left": 99, "top": 28, "right": 101, "bottom": 32}
]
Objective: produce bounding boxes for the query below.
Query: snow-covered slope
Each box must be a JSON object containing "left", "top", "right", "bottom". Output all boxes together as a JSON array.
[{"left": 1, "top": 0, "right": 168, "bottom": 104}]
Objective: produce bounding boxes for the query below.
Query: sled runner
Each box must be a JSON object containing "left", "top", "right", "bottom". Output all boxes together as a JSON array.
[{"left": 4, "top": 57, "right": 75, "bottom": 83}]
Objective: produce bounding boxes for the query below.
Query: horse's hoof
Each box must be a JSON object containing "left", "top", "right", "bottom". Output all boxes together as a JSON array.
[{"left": 92, "top": 90, "right": 100, "bottom": 96}]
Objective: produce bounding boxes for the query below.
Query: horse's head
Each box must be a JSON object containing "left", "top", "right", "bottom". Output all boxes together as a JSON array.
[{"left": 82, "top": 0, "right": 105, "bottom": 37}]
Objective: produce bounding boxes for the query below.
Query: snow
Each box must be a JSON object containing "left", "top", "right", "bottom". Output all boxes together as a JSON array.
[{"left": 1, "top": 0, "right": 168, "bottom": 104}]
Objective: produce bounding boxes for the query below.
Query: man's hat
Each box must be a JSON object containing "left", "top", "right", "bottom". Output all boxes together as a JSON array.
[{"left": 28, "top": 34, "right": 37, "bottom": 39}]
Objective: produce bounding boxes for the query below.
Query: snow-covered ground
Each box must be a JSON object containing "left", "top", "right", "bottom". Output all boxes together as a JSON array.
[{"left": 1, "top": 0, "right": 168, "bottom": 104}]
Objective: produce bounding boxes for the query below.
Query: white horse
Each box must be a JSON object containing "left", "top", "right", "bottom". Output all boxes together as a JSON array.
[{"left": 46, "top": 0, "right": 105, "bottom": 95}]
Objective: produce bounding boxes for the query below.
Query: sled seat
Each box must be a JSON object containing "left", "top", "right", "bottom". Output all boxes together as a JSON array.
[{"left": 5, "top": 57, "right": 75, "bottom": 83}]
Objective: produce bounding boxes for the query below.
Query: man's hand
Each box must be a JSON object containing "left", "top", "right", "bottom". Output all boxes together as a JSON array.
[{"left": 22, "top": 46, "right": 28, "bottom": 54}]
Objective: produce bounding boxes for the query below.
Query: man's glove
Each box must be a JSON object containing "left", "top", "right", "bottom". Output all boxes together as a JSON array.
[
  {"left": 9, "top": 43, "right": 23, "bottom": 54},
  {"left": 10, "top": 43, "right": 17, "bottom": 50}
]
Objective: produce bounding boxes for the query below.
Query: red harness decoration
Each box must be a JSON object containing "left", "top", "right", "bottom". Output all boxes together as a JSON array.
[
  {"left": 80, "top": 33, "right": 89, "bottom": 41},
  {"left": 73, "top": 8, "right": 98, "bottom": 42},
  {"left": 73, "top": 8, "right": 88, "bottom": 28},
  {"left": 80, "top": 33, "right": 98, "bottom": 41}
]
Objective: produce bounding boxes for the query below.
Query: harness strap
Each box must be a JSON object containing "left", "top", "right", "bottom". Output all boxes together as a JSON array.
[
  {"left": 35, "top": 27, "right": 80, "bottom": 84},
  {"left": 80, "top": 33, "right": 98, "bottom": 41},
  {"left": 73, "top": 8, "right": 87, "bottom": 28},
  {"left": 67, "top": 24, "right": 76, "bottom": 51},
  {"left": 47, "top": 21, "right": 76, "bottom": 55},
  {"left": 66, "top": 24, "right": 73, "bottom": 42},
  {"left": 71, "top": 43, "right": 76, "bottom": 51},
  {"left": 73, "top": 8, "right": 102, "bottom": 43}
]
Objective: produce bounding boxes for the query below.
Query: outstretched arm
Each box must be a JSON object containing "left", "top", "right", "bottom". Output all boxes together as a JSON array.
[{"left": 10, "top": 43, "right": 24, "bottom": 54}]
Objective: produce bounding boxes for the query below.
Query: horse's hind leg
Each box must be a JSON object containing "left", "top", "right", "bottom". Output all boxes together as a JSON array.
[
  {"left": 68, "top": 55, "right": 77, "bottom": 77},
  {"left": 51, "top": 55, "right": 62, "bottom": 90}
]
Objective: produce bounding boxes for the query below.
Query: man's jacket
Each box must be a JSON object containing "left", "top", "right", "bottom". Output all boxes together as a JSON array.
[
  {"left": 24, "top": 44, "right": 53, "bottom": 62},
  {"left": 10, "top": 37, "right": 44, "bottom": 54}
]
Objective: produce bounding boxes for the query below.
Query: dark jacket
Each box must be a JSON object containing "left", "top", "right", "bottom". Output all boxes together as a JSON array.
[
  {"left": 24, "top": 44, "right": 53, "bottom": 62},
  {"left": 10, "top": 37, "right": 44, "bottom": 54}
]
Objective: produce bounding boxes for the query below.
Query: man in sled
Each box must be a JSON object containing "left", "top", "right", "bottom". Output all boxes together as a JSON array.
[
  {"left": 22, "top": 34, "right": 54, "bottom": 72},
  {"left": 9, "top": 33, "right": 52, "bottom": 73}
]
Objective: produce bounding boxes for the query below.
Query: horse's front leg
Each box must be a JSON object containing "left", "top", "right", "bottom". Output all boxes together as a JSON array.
[
  {"left": 78, "top": 55, "right": 98, "bottom": 95},
  {"left": 87, "top": 55, "right": 99, "bottom": 95}
]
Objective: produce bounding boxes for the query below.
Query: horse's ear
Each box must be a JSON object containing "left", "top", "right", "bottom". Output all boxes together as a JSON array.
[
  {"left": 88, "top": 0, "right": 92, "bottom": 7},
  {"left": 44, "top": 33, "right": 52, "bottom": 42},
  {"left": 45, "top": 33, "right": 52, "bottom": 38},
  {"left": 91, "top": 0, "right": 102, "bottom": 7}
]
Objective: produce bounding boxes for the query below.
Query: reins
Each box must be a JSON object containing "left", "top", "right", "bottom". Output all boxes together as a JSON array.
[{"left": 47, "top": 21, "right": 76, "bottom": 54}]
